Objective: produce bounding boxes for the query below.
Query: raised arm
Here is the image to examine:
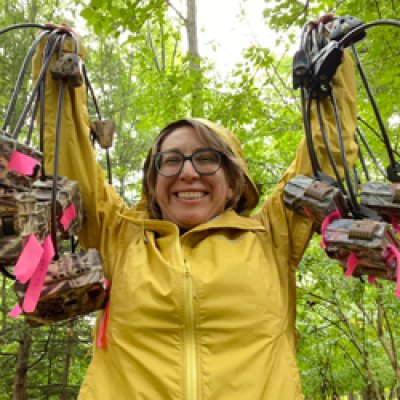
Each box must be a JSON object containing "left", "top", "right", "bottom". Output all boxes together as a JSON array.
[
  {"left": 253, "top": 49, "right": 358, "bottom": 350},
  {"left": 255, "top": 49, "right": 358, "bottom": 265},
  {"left": 32, "top": 32, "right": 127, "bottom": 275}
]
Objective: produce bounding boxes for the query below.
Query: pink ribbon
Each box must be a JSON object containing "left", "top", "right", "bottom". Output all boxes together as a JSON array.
[
  {"left": 8, "top": 304, "right": 23, "bottom": 319},
  {"left": 344, "top": 254, "right": 376, "bottom": 285},
  {"left": 60, "top": 203, "right": 77, "bottom": 231},
  {"left": 97, "top": 279, "right": 110, "bottom": 349},
  {"left": 23, "top": 235, "right": 55, "bottom": 312},
  {"left": 368, "top": 276, "right": 376, "bottom": 285},
  {"left": 8, "top": 151, "right": 38, "bottom": 176},
  {"left": 13, "top": 234, "right": 43, "bottom": 284},
  {"left": 320, "top": 208, "right": 342, "bottom": 249},
  {"left": 345, "top": 252, "right": 359, "bottom": 276},
  {"left": 8, "top": 235, "right": 55, "bottom": 319},
  {"left": 387, "top": 244, "right": 400, "bottom": 298}
]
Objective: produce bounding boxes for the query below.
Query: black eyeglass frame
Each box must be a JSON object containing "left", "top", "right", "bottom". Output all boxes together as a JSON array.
[{"left": 153, "top": 148, "right": 225, "bottom": 177}]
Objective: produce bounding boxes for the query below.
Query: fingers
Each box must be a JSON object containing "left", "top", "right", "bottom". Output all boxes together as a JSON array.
[
  {"left": 44, "top": 22, "right": 74, "bottom": 34},
  {"left": 308, "top": 13, "right": 335, "bottom": 31}
]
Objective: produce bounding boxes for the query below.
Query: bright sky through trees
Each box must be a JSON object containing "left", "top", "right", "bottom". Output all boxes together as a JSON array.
[{"left": 191, "top": 0, "right": 284, "bottom": 76}]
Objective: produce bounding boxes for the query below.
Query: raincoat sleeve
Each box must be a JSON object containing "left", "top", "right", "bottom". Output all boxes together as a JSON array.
[
  {"left": 32, "top": 35, "right": 126, "bottom": 277},
  {"left": 253, "top": 50, "right": 358, "bottom": 346},
  {"left": 255, "top": 49, "right": 358, "bottom": 267}
]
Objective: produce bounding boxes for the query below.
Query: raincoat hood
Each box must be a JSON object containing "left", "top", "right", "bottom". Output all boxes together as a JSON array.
[{"left": 142, "top": 118, "right": 260, "bottom": 216}]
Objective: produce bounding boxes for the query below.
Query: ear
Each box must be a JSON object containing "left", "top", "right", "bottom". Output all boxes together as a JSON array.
[{"left": 226, "top": 180, "right": 234, "bottom": 202}]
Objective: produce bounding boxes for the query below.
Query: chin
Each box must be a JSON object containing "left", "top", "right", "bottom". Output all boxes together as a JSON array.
[{"left": 176, "top": 214, "right": 208, "bottom": 229}]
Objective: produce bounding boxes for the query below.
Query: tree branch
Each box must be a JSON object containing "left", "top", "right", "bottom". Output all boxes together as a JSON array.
[{"left": 166, "top": 1, "right": 187, "bottom": 24}]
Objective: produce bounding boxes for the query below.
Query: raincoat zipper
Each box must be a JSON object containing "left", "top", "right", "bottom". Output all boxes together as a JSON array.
[{"left": 184, "top": 261, "right": 197, "bottom": 400}]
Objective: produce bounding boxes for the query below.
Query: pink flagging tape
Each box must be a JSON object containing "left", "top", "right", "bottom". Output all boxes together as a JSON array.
[
  {"left": 387, "top": 244, "right": 400, "bottom": 298},
  {"left": 320, "top": 209, "right": 342, "bottom": 249},
  {"left": 13, "top": 234, "right": 43, "bottom": 284},
  {"left": 345, "top": 252, "right": 359, "bottom": 276},
  {"left": 368, "top": 276, "right": 376, "bottom": 285},
  {"left": 97, "top": 279, "right": 110, "bottom": 349},
  {"left": 97, "top": 302, "right": 110, "bottom": 349},
  {"left": 8, "top": 304, "right": 23, "bottom": 319},
  {"left": 23, "top": 235, "right": 55, "bottom": 313},
  {"left": 8, "top": 151, "right": 38, "bottom": 176},
  {"left": 60, "top": 203, "right": 77, "bottom": 231}
]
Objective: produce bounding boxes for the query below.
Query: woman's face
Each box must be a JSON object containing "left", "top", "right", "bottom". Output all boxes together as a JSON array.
[{"left": 154, "top": 126, "right": 233, "bottom": 230}]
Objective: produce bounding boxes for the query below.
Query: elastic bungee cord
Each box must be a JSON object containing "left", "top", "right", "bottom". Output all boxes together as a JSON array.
[
  {"left": 357, "top": 116, "right": 400, "bottom": 161},
  {"left": 288, "top": 16, "right": 400, "bottom": 290},
  {"left": 25, "top": 91, "right": 40, "bottom": 146},
  {"left": 50, "top": 30, "right": 80, "bottom": 260},
  {"left": 0, "top": 23, "right": 47, "bottom": 36},
  {"left": 340, "top": 20, "right": 400, "bottom": 183},
  {"left": 315, "top": 92, "right": 349, "bottom": 193},
  {"left": 296, "top": 18, "right": 400, "bottom": 220},
  {"left": 0, "top": 24, "right": 113, "bottom": 279},
  {"left": 356, "top": 126, "right": 387, "bottom": 178},
  {"left": 331, "top": 89, "right": 375, "bottom": 218},
  {"left": 351, "top": 45, "right": 397, "bottom": 179},
  {"left": 354, "top": 132, "right": 371, "bottom": 181},
  {"left": 297, "top": 26, "right": 361, "bottom": 216},
  {"left": 1, "top": 30, "right": 49, "bottom": 133},
  {"left": 83, "top": 64, "right": 113, "bottom": 184},
  {"left": 51, "top": 80, "right": 67, "bottom": 259},
  {"left": 11, "top": 31, "right": 61, "bottom": 140}
]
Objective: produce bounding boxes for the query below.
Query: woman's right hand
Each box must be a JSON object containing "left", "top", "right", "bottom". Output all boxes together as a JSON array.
[{"left": 44, "top": 22, "right": 74, "bottom": 34}]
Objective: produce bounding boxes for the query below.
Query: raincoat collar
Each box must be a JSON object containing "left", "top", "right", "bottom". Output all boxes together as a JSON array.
[{"left": 119, "top": 209, "right": 265, "bottom": 235}]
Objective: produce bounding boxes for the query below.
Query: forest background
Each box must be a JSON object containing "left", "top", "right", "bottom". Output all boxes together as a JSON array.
[{"left": 1, "top": 0, "right": 400, "bottom": 399}]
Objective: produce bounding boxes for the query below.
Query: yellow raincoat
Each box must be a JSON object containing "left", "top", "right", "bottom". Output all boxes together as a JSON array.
[{"left": 33, "top": 37, "right": 357, "bottom": 399}]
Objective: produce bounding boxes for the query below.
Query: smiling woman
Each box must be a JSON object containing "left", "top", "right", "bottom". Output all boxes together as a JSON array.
[
  {"left": 35, "top": 24, "right": 359, "bottom": 400},
  {"left": 143, "top": 119, "right": 250, "bottom": 228},
  {"left": 153, "top": 126, "right": 234, "bottom": 230}
]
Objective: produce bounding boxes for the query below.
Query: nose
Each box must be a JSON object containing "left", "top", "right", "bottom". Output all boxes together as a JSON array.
[{"left": 179, "top": 159, "right": 199, "bottom": 180}]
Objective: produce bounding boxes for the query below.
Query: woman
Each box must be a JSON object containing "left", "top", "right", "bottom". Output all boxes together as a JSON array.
[{"left": 33, "top": 27, "right": 358, "bottom": 400}]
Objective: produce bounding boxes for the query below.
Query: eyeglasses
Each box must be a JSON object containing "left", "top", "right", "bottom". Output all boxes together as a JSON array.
[{"left": 154, "top": 148, "right": 224, "bottom": 177}]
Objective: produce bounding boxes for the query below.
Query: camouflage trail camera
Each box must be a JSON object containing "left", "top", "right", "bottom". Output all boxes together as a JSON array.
[
  {"left": 324, "top": 218, "right": 399, "bottom": 281},
  {"left": 283, "top": 175, "right": 348, "bottom": 225},
  {"left": 360, "top": 181, "right": 400, "bottom": 222},
  {"left": 32, "top": 176, "right": 83, "bottom": 237},
  {"left": 90, "top": 119, "right": 116, "bottom": 149},
  {"left": 50, "top": 53, "right": 83, "bottom": 87},
  {"left": 0, "top": 133, "right": 42, "bottom": 191},
  {"left": 15, "top": 249, "right": 107, "bottom": 326},
  {"left": 0, "top": 190, "right": 51, "bottom": 265}
]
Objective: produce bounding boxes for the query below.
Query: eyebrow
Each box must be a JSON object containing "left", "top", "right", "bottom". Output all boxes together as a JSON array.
[{"left": 159, "top": 147, "right": 213, "bottom": 153}]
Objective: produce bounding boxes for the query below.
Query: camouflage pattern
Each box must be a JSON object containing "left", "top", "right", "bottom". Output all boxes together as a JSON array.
[
  {"left": 90, "top": 119, "right": 116, "bottom": 149},
  {"left": 324, "top": 218, "right": 399, "bottom": 281},
  {"left": 0, "top": 190, "right": 51, "bottom": 265},
  {"left": 50, "top": 53, "right": 83, "bottom": 87},
  {"left": 0, "top": 133, "right": 42, "bottom": 191},
  {"left": 32, "top": 176, "right": 83, "bottom": 237},
  {"left": 283, "top": 175, "right": 348, "bottom": 224},
  {"left": 15, "top": 249, "right": 107, "bottom": 326},
  {"left": 360, "top": 181, "right": 400, "bottom": 222}
]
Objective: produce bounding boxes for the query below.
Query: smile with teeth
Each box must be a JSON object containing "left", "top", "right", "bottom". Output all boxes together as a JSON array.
[{"left": 176, "top": 191, "right": 206, "bottom": 199}]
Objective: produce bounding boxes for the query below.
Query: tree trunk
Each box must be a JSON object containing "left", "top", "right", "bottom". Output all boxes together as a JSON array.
[
  {"left": 12, "top": 327, "right": 32, "bottom": 400},
  {"left": 60, "top": 322, "right": 75, "bottom": 400},
  {"left": 185, "top": 0, "right": 202, "bottom": 116}
]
